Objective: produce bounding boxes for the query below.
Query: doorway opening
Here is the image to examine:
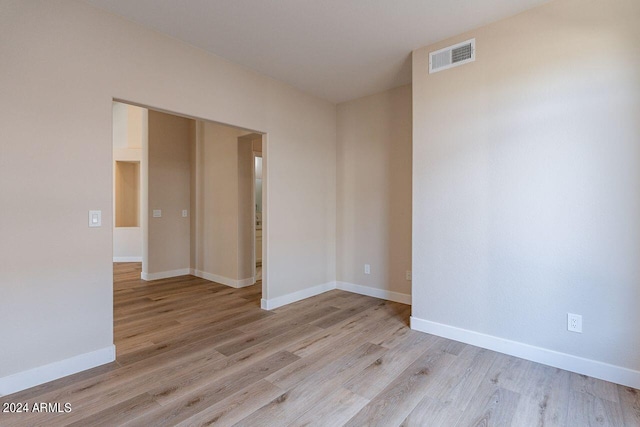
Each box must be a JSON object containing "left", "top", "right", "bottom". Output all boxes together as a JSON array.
[
  {"left": 112, "top": 103, "right": 145, "bottom": 263},
  {"left": 253, "top": 152, "right": 263, "bottom": 283},
  {"left": 111, "top": 100, "right": 268, "bottom": 356}
]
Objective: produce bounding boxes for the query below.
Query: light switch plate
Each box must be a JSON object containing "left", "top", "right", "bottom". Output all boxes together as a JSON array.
[
  {"left": 88, "top": 210, "right": 102, "bottom": 227},
  {"left": 153, "top": 210, "right": 162, "bottom": 218}
]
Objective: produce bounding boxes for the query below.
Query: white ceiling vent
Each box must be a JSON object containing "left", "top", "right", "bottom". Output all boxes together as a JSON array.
[{"left": 429, "top": 39, "right": 475, "bottom": 74}]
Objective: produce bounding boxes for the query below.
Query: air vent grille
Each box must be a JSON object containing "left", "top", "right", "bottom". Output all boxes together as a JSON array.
[
  {"left": 452, "top": 44, "right": 473, "bottom": 63},
  {"left": 431, "top": 50, "right": 451, "bottom": 70},
  {"left": 429, "top": 38, "right": 475, "bottom": 73}
]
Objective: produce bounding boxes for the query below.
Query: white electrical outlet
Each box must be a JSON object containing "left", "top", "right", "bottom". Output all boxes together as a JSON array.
[
  {"left": 568, "top": 313, "right": 582, "bottom": 333},
  {"left": 364, "top": 264, "right": 370, "bottom": 275},
  {"left": 182, "top": 209, "right": 188, "bottom": 218},
  {"left": 406, "top": 271, "right": 412, "bottom": 281}
]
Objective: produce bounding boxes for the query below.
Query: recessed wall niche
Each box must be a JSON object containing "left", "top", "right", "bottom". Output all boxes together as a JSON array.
[{"left": 115, "top": 160, "right": 140, "bottom": 227}]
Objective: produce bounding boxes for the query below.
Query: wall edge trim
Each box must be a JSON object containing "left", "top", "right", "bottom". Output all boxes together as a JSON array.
[
  {"left": 113, "top": 257, "right": 142, "bottom": 263},
  {"left": 0, "top": 345, "right": 116, "bottom": 397},
  {"left": 261, "top": 280, "right": 412, "bottom": 310},
  {"left": 336, "top": 281, "right": 411, "bottom": 305},
  {"left": 141, "top": 268, "right": 191, "bottom": 281},
  {"left": 261, "top": 281, "right": 336, "bottom": 310},
  {"left": 410, "top": 316, "right": 640, "bottom": 389},
  {"left": 191, "top": 269, "right": 254, "bottom": 288}
]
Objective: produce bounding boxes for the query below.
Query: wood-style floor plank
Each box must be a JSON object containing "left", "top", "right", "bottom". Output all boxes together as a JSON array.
[
  {"left": 400, "top": 396, "right": 463, "bottom": 426},
  {"left": 344, "top": 343, "right": 458, "bottom": 427},
  {"left": 571, "top": 372, "right": 621, "bottom": 403},
  {"left": 235, "top": 343, "right": 386, "bottom": 427},
  {"left": 618, "top": 386, "right": 640, "bottom": 426},
  {"left": 0, "top": 262, "right": 638, "bottom": 427},
  {"left": 125, "top": 352, "right": 299, "bottom": 426},
  {"left": 424, "top": 345, "right": 498, "bottom": 411},
  {"left": 173, "top": 380, "right": 284, "bottom": 427},
  {"left": 567, "top": 389, "right": 625, "bottom": 426},
  {"left": 288, "top": 387, "right": 369, "bottom": 427},
  {"left": 508, "top": 362, "right": 571, "bottom": 426},
  {"left": 344, "top": 330, "right": 438, "bottom": 400},
  {"left": 452, "top": 382, "right": 521, "bottom": 426}
]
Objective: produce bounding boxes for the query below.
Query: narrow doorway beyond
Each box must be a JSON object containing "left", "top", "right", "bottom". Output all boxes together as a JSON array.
[
  {"left": 111, "top": 101, "right": 268, "bottom": 320},
  {"left": 254, "top": 152, "right": 263, "bottom": 283},
  {"left": 112, "top": 102, "right": 145, "bottom": 264}
]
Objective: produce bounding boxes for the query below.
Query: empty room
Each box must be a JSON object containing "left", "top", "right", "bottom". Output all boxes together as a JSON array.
[{"left": 1, "top": 0, "right": 639, "bottom": 426}]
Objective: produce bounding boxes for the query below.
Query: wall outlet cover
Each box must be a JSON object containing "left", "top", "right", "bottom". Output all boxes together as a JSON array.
[{"left": 568, "top": 313, "right": 582, "bottom": 333}]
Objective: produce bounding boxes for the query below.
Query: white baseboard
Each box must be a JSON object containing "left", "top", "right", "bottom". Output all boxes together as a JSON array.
[
  {"left": 337, "top": 281, "right": 411, "bottom": 305},
  {"left": 236, "top": 277, "right": 256, "bottom": 288},
  {"left": 141, "top": 268, "right": 191, "bottom": 281},
  {"left": 261, "top": 281, "right": 336, "bottom": 310},
  {"left": 0, "top": 345, "right": 116, "bottom": 397},
  {"left": 260, "top": 281, "right": 412, "bottom": 311},
  {"left": 191, "top": 269, "right": 255, "bottom": 288},
  {"left": 410, "top": 316, "right": 640, "bottom": 390},
  {"left": 113, "top": 256, "right": 142, "bottom": 263}
]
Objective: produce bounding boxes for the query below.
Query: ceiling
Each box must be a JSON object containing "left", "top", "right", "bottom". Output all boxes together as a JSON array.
[{"left": 86, "top": 0, "right": 549, "bottom": 103}]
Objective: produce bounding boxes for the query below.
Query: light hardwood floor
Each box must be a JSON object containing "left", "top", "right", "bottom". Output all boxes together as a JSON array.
[{"left": 1, "top": 263, "right": 639, "bottom": 426}]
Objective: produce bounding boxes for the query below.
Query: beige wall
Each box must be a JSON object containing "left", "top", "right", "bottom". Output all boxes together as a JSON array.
[
  {"left": 147, "top": 110, "right": 193, "bottom": 275},
  {"left": 238, "top": 134, "right": 259, "bottom": 281},
  {"left": 112, "top": 103, "right": 145, "bottom": 260},
  {"left": 252, "top": 138, "right": 263, "bottom": 153},
  {"left": 0, "top": 0, "right": 335, "bottom": 381},
  {"left": 192, "top": 121, "right": 249, "bottom": 280},
  {"left": 412, "top": 0, "right": 640, "bottom": 374},
  {"left": 337, "top": 85, "right": 412, "bottom": 299},
  {"left": 189, "top": 120, "right": 197, "bottom": 270},
  {"left": 126, "top": 106, "right": 144, "bottom": 150},
  {"left": 112, "top": 102, "right": 129, "bottom": 150},
  {"left": 191, "top": 125, "right": 257, "bottom": 284}
]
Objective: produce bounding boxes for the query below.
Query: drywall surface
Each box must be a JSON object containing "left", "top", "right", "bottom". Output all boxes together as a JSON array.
[
  {"left": 337, "top": 85, "right": 412, "bottom": 299},
  {"left": 412, "top": 0, "right": 640, "bottom": 372},
  {"left": 147, "top": 110, "right": 193, "bottom": 274},
  {"left": 238, "top": 134, "right": 260, "bottom": 282},
  {"left": 112, "top": 228, "right": 142, "bottom": 261},
  {"left": 191, "top": 125, "right": 257, "bottom": 284},
  {"left": 0, "top": 0, "right": 336, "bottom": 380},
  {"left": 192, "top": 121, "right": 247, "bottom": 280},
  {"left": 112, "top": 103, "right": 144, "bottom": 260}
]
